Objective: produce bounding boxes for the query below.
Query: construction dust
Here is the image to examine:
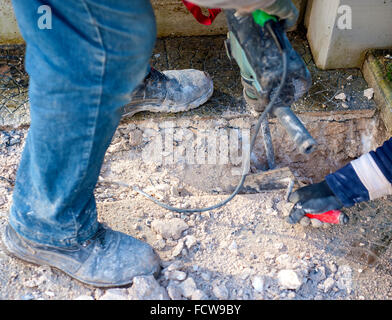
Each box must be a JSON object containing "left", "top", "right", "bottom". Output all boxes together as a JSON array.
[{"left": 1, "top": 126, "right": 392, "bottom": 300}]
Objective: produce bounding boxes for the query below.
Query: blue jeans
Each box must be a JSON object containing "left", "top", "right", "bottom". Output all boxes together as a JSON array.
[{"left": 9, "top": 0, "right": 156, "bottom": 247}]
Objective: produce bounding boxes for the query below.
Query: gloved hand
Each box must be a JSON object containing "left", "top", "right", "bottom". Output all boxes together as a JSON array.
[
  {"left": 238, "top": 0, "right": 299, "bottom": 29},
  {"left": 190, "top": 0, "right": 299, "bottom": 29},
  {"left": 287, "top": 180, "right": 344, "bottom": 225}
]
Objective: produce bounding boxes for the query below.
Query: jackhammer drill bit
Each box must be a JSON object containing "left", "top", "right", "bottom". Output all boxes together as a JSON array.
[{"left": 224, "top": 9, "right": 316, "bottom": 156}]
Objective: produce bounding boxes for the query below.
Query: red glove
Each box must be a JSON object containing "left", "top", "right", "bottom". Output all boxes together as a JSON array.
[{"left": 182, "top": 0, "right": 222, "bottom": 25}]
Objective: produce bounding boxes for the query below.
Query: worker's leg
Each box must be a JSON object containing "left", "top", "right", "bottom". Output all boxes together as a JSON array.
[{"left": 9, "top": 0, "right": 156, "bottom": 247}]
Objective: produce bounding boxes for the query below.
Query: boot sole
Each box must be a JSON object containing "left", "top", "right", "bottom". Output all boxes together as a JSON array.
[
  {"left": 122, "top": 79, "right": 214, "bottom": 118},
  {"left": 1, "top": 226, "right": 160, "bottom": 288}
]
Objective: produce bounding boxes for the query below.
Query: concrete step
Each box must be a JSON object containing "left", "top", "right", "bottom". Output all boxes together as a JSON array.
[
  {"left": 0, "top": 32, "right": 385, "bottom": 183},
  {"left": 111, "top": 32, "right": 384, "bottom": 184},
  {"left": 362, "top": 49, "right": 392, "bottom": 136}
]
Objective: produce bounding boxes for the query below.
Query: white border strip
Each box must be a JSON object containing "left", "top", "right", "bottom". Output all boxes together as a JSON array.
[{"left": 351, "top": 153, "right": 392, "bottom": 200}]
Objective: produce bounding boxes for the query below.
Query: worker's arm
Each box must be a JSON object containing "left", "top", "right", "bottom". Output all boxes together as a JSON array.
[
  {"left": 189, "top": 0, "right": 299, "bottom": 28},
  {"left": 288, "top": 137, "right": 392, "bottom": 224}
]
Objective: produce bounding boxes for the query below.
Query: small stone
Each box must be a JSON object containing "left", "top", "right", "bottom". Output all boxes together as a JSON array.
[
  {"left": 287, "top": 292, "right": 296, "bottom": 299},
  {"left": 276, "top": 254, "right": 292, "bottom": 268},
  {"left": 341, "top": 102, "right": 349, "bottom": 109},
  {"left": 151, "top": 218, "right": 189, "bottom": 240},
  {"left": 329, "top": 262, "right": 338, "bottom": 273},
  {"left": 251, "top": 276, "right": 264, "bottom": 293},
  {"left": 309, "top": 266, "right": 326, "bottom": 283},
  {"left": 184, "top": 235, "right": 197, "bottom": 249},
  {"left": 167, "top": 260, "right": 184, "bottom": 272},
  {"left": 336, "top": 265, "right": 352, "bottom": 294},
  {"left": 172, "top": 239, "right": 185, "bottom": 257},
  {"left": 170, "top": 185, "right": 179, "bottom": 196},
  {"left": 281, "top": 202, "right": 294, "bottom": 217},
  {"left": 364, "top": 88, "right": 374, "bottom": 100},
  {"left": 322, "top": 222, "right": 332, "bottom": 229},
  {"left": 212, "top": 283, "right": 229, "bottom": 300},
  {"left": 153, "top": 239, "right": 166, "bottom": 250},
  {"left": 310, "top": 218, "right": 323, "bottom": 228},
  {"left": 201, "top": 272, "right": 211, "bottom": 281},
  {"left": 277, "top": 270, "right": 302, "bottom": 290},
  {"left": 323, "top": 278, "right": 335, "bottom": 293},
  {"left": 128, "top": 129, "right": 143, "bottom": 147},
  {"left": 99, "top": 289, "right": 129, "bottom": 300},
  {"left": 179, "top": 277, "right": 198, "bottom": 299},
  {"left": 191, "top": 290, "right": 208, "bottom": 300},
  {"left": 300, "top": 216, "right": 311, "bottom": 227},
  {"left": 128, "top": 275, "right": 169, "bottom": 300},
  {"left": 169, "top": 270, "right": 187, "bottom": 281},
  {"left": 45, "top": 291, "right": 55, "bottom": 297},
  {"left": 165, "top": 239, "right": 178, "bottom": 247},
  {"left": 335, "top": 92, "right": 346, "bottom": 101},
  {"left": 23, "top": 279, "right": 38, "bottom": 288},
  {"left": 165, "top": 212, "right": 175, "bottom": 219},
  {"left": 240, "top": 268, "right": 253, "bottom": 280},
  {"left": 265, "top": 207, "right": 277, "bottom": 216},
  {"left": 167, "top": 284, "right": 183, "bottom": 300}
]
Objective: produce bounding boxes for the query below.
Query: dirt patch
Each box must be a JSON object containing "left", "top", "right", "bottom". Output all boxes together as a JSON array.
[{"left": 1, "top": 128, "right": 392, "bottom": 300}]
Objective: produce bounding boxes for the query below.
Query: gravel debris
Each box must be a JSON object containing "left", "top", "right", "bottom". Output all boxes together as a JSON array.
[{"left": 2, "top": 125, "right": 392, "bottom": 300}]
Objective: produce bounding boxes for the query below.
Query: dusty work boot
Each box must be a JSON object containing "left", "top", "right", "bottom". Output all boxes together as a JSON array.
[
  {"left": 121, "top": 67, "right": 214, "bottom": 117},
  {"left": 1, "top": 223, "right": 161, "bottom": 288}
]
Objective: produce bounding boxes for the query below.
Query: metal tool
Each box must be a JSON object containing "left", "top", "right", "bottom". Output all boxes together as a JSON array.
[
  {"left": 127, "top": 10, "right": 326, "bottom": 220},
  {"left": 224, "top": 9, "right": 316, "bottom": 166}
]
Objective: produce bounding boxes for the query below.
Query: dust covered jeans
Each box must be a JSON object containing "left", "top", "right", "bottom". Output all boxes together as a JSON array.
[{"left": 9, "top": 0, "right": 156, "bottom": 247}]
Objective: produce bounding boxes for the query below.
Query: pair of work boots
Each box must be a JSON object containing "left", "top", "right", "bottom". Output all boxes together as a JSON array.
[{"left": 1, "top": 67, "right": 213, "bottom": 287}]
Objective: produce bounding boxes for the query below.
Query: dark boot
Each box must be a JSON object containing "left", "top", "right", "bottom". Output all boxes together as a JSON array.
[
  {"left": 1, "top": 223, "right": 161, "bottom": 287},
  {"left": 121, "top": 67, "right": 213, "bottom": 117}
]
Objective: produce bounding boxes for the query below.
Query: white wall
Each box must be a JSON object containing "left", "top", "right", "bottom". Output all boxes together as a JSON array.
[
  {"left": 0, "top": 0, "right": 22, "bottom": 44},
  {"left": 307, "top": 0, "right": 392, "bottom": 69}
]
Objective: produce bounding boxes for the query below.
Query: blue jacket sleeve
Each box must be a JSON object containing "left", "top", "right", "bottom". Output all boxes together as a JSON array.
[{"left": 325, "top": 137, "right": 392, "bottom": 207}]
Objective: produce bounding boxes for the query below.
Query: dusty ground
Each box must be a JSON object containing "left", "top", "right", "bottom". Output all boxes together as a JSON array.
[
  {"left": 1, "top": 32, "right": 391, "bottom": 301},
  {"left": 2, "top": 127, "right": 392, "bottom": 300}
]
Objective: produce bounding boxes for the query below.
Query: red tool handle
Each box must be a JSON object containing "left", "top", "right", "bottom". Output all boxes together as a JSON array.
[
  {"left": 305, "top": 210, "right": 349, "bottom": 225},
  {"left": 182, "top": 0, "right": 222, "bottom": 25}
]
